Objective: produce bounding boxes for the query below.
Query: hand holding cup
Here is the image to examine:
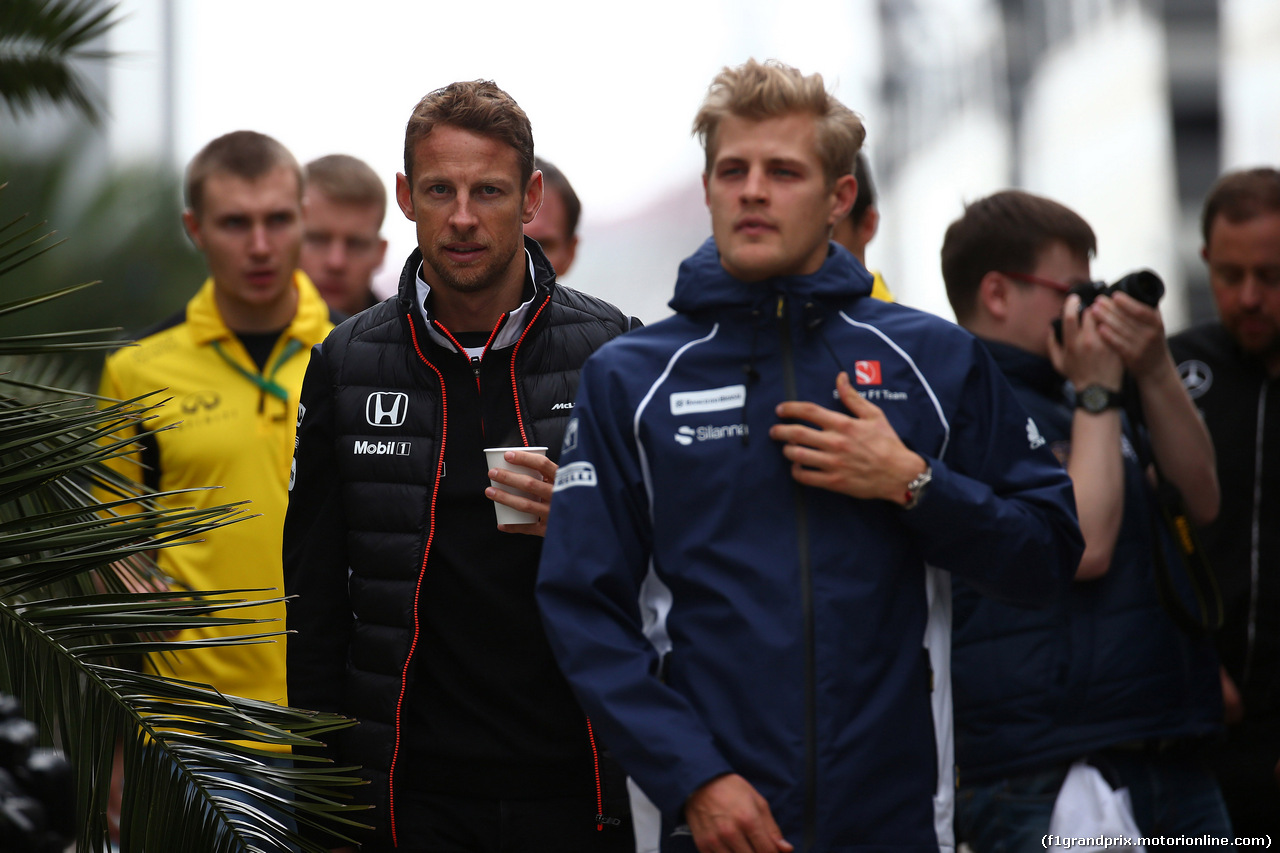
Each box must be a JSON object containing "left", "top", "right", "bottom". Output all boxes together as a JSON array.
[{"left": 484, "top": 446, "right": 555, "bottom": 536}]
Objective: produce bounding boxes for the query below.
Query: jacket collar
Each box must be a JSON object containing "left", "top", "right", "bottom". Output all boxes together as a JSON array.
[
  {"left": 396, "top": 237, "right": 554, "bottom": 352},
  {"left": 979, "top": 338, "right": 1066, "bottom": 399},
  {"left": 186, "top": 270, "right": 332, "bottom": 348},
  {"left": 668, "top": 236, "right": 874, "bottom": 318}
]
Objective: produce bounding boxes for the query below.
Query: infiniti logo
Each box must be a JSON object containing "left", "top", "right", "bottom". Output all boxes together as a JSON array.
[
  {"left": 366, "top": 392, "right": 408, "bottom": 427},
  {"left": 181, "top": 391, "right": 221, "bottom": 413}
]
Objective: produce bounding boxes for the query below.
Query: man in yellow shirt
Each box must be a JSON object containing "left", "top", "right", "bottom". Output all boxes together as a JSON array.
[
  {"left": 832, "top": 152, "right": 894, "bottom": 301},
  {"left": 99, "top": 130, "right": 335, "bottom": 711}
]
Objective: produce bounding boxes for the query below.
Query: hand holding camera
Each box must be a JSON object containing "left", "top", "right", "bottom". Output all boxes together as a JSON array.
[
  {"left": 1090, "top": 290, "right": 1172, "bottom": 383},
  {"left": 1052, "top": 270, "right": 1170, "bottom": 388},
  {"left": 1049, "top": 292, "right": 1124, "bottom": 396}
]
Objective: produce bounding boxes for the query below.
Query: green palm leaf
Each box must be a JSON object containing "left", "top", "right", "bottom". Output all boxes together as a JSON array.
[
  {"left": 0, "top": 182, "right": 371, "bottom": 851},
  {"left": 0, "top": 0, "right": 118, "bottom": 124}
]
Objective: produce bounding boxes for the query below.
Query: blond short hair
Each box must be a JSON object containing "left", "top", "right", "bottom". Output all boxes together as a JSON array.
[
  {"left": 692, "top": 58, "right": 866, "bottom": 186},
  {"left": 305, "top": 154, "right": 387, "bottom": 227}
]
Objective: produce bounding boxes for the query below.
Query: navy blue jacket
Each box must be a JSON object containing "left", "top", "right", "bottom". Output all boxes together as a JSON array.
[
  {"left": 952, "top": 340, "right": 1223, "bottom": 784},
  {"left": 536, "top": 239, "right": 1082, "bottom": 852}
]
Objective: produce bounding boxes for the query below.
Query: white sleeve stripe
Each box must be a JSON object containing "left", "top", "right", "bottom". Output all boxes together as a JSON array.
[
  {"left": 837, "top": 312, "right": 952, "bottom": 460},
  {"left": 633, "top": 324, "right": 721, "bottom": 517},
  {"left": 924, "top": 564, "right": 955, "bottom": 853}
]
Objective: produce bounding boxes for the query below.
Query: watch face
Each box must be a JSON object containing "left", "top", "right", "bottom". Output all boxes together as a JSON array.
[{"left": 1079, "top": 385, "right": 1111, "bottom": 413}]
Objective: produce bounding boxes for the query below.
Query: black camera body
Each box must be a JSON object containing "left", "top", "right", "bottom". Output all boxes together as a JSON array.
[
  {"left": 1053, "top": 269, "right": 1165, "bottom": 342},
  {"left": 1069, "top": 269, "right": 1165, "bottom": 309}
]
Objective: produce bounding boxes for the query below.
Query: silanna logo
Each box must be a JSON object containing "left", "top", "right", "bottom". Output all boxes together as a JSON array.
[
  {"left": 366, "top": 392, "right": 408, "bottom": 427},
  {"left": 675, "top": 423, "right": 748, "bottom": 445}
]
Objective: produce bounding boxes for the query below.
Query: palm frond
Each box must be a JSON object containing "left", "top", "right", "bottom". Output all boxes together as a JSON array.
[
  {"left": 0, "top": 209, "right": 67, "bottom": 270},
  {"left": 0, "top": 182, "right": 371, "bottom": 851},
  {"left": 0, "top": 0, "right": 119, "bottom": 124}
]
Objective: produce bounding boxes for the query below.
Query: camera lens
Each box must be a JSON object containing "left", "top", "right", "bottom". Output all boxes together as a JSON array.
[{"left": 1114, "top": 270, "right": 1164, "bottom": 307}]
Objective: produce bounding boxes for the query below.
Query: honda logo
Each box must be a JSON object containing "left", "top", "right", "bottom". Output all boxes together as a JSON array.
[{"left": 366, "top": 392, "right": 408, "bottom": 427}]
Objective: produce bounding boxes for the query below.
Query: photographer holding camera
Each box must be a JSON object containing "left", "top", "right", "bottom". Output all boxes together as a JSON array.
[{"left": 941, "top": 190, "right": 1232, "bottom": 852}]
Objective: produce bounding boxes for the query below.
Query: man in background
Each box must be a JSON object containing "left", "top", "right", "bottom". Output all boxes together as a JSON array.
[
  {"left": 100, "top": 129, "right": 335, "bottom": 738},
  {"left": 1171, "top": 166, "right": 1280, "bottom": 837},
  {"left": 831, "top": 152, "right": 892, "bottom": 301},
  {"left": 300, "top": 153, "right": 388, "bottom": 317},
  {"left": 943, "top": 189, "right": 1229, "bottom": 851},
  {"left": 524, "top": 156, "right": 580, "bottom": 277}
]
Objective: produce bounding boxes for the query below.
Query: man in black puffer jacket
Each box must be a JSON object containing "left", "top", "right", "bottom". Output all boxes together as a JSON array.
[{"left": 283, "top": 80, "right": 638, "bottom": 853}]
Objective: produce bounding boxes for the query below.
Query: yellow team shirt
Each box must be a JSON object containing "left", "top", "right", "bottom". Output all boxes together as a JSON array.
[
  {"left": 99, "top": 272, "right": 334, "bottom": 725},
  {"left": 870, "top": 270, "right": 894, "bottom": 302}
]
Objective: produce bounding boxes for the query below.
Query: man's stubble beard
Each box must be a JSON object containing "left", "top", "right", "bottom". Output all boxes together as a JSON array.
[
  {"left": 1232, "top": 320, "right": 1280, "bottom": 368},
  {"left": 423, "top": 239, "right": 519, "bottom": 296}
]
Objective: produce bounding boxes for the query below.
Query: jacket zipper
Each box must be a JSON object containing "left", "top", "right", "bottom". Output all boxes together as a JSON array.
[
  {"left": 1243, "top": 382, "right": 1268, "bottom": 683},
  {"left": 433, "top": 319, "right": 504, "bottom": 436},
  {"left": 586, "top": 717, "right": 604, "bottom": 831},
  {"left": 777, "top": 294, "right": 817, "bottom": 852},
  {"left": 387, "top": 313, "right": 449, "bottom": 848},
  {"left": 405, "top": 297, "right": 602, "bottom": 838}
]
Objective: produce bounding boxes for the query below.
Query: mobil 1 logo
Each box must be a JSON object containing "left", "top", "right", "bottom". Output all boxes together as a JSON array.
[{"left": 353, "top": 439, "right": 411, "bottom": 456}]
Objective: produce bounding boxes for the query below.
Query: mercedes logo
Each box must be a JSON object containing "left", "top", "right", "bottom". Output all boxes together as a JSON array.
[{"left": 1177, "top": 360, "right": 1213, "bottom": 399}]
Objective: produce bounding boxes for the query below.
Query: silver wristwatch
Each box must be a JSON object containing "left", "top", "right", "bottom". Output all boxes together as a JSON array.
[
  {"left": 1075, "top": 384, "right": 1123, "bottom": 414},
  {"left": 903, "top": 465, "right": 933, "bottom": 510}
]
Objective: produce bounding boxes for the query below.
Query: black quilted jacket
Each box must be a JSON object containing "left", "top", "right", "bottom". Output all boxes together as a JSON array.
[{"left": 283, "top": 238, "right": 637, "bottom": 847}]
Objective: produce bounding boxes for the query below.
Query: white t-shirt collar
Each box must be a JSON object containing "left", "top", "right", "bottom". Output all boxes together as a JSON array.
[{"left": 413, "top": 248, "right": 538, "bottom": 352}]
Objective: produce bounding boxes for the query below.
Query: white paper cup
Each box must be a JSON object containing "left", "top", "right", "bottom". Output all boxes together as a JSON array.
[{"left": 484, "top": 446, "right": 548, "bottom": 525}]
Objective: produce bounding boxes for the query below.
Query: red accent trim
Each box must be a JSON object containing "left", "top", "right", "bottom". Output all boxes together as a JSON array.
[
  {"left": 482, "top": 315, "right": 504, "bottom": 352},
  {"left": 586, "top": 717, "right": 604, "bottom": 832},
  {"left": 387, "top": 314, "right": 448, "bottom": 848},
  {"left": 1000, "top": 269, "right": 1073, "bottom": 294},
  {"left": 508, "top": 295, "right": 550, "bottom": 447}
]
